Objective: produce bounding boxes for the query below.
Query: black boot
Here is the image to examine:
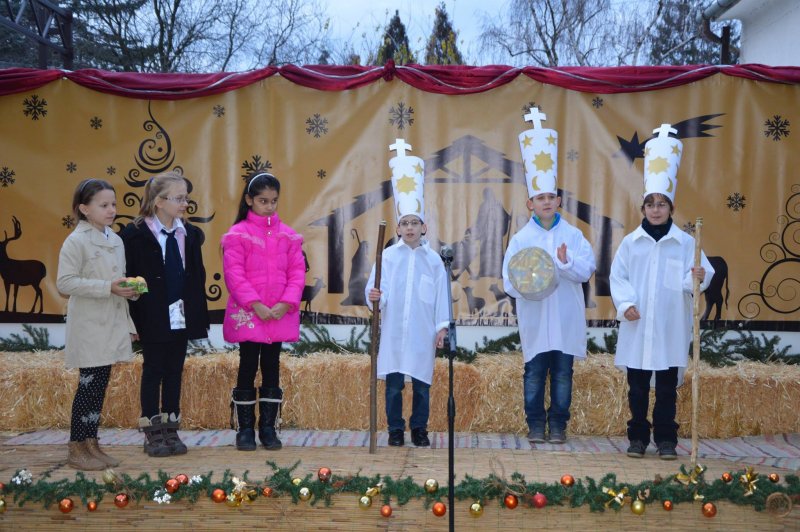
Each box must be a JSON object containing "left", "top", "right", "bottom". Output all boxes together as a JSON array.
[
  {"left": 258, "top": 386, "right": 283, "bottom": 450},
  {"left": 231, "top": 388, "right": 257, "bottom": 451}
]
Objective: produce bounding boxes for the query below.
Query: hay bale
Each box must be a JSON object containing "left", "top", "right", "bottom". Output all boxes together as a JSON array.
[{"left": 0, "top": 350, "right": 798, "bottom": 437}]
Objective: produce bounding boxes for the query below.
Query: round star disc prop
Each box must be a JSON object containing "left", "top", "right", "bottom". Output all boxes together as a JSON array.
[{"left": 507, "top": 246, "right": 558, "bottom": 301}]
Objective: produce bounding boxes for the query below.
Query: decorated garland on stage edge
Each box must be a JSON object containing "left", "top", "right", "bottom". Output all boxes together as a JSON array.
[{"left": 1, "top": 462, "right": 797, "bottom": 519}]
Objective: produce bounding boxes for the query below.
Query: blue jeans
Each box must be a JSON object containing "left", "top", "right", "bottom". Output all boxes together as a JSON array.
[
  {"left": 523, "top": 350, "right": 574, "bottom": 432},
  {"left": 385, "top": 372, "right": 430, "bottom": 432}
]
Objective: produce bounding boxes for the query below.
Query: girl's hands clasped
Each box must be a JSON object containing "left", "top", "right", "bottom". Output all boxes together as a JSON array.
[{"left": 111, "top": 277, "right": 138, "bottom": 299}]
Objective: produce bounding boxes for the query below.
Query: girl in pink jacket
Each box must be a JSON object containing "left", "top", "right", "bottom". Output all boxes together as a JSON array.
[{"left": 222, "top": 172, "right": 305, "bottom": 451}]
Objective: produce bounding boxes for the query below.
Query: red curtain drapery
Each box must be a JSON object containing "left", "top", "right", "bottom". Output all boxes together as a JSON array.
[{"left": 1, "top": 64, "right": 799, "bottom": 99}]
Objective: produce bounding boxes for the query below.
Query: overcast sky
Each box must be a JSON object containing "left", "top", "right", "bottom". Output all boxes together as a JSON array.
[{"left": 325, "top": 0, "right": 493, "bottom": 63}]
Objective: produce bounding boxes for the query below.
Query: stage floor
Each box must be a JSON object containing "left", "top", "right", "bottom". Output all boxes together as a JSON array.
[{"left": 1, "top": 430, "right": 798, "bottom": 530}]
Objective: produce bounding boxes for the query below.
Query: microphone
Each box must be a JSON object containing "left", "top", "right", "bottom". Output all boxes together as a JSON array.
[{"left": 440, "top": 245, "right": 454, "bottom": 263}]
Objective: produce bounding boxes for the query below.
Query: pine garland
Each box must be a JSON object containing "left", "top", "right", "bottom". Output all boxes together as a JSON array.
[{"left": 3, "top": 462, "right": 798, "bottom": 514}]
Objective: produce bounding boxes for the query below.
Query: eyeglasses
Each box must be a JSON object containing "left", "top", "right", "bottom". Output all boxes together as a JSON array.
[
  {"left": 399, "top": 220, "right": 422, "bottom": 227},
  {"left": 160, "top": 195, "right": 190, "bottom": 204},
  {"left": 644, "top": 202, "right": 670, "bottom": 210}
]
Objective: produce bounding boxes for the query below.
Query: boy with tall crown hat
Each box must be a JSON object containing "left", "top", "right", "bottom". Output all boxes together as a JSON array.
[
  {"left": 502, "top": 108, "right": 596, "bottom": 445},
  {"left": 366, "top": 139, "right": 449, "bottom": 447},
  {"left": 610, "top": 124, "right": 714, "bottom": 460}
]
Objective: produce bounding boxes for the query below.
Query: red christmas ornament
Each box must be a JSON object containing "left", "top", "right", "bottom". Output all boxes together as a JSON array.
[
  {"left": 432, "top": 501, "right": 447, "bottom": 517},
  {"left": 165, "top": 478, "right": 181, "bottom": 494},
  {"left": 211, "top": 489, "right": 227, "bottom": 503},
  {"left": 59, "top": 498, "right": 74, "bottom": 513},
  {"left": 504, "top": 494, "right": 519, "bottom": 509},
  {"left": 380, "top": 504, "right": 393, "bottom": 517},
  {"left": 721, "top": 472, "right": 733, "bottom": 483},
  {"left": 114, "top": 493, "right": 129, "bottom": 508},
  {"left": 0, "top": 482, "right": 5, "bottom": 493},
  {"left": 532, "top": 492, "right": 547, "bottom": 509},
  {"left": 175, "top": 474, "right": 189, "bottom": 485},
  {"left": 662, "top": 500, "right": 673, "bottom": 511},
  {"left": 768, "top": 473, "right": 780, "bottom": 483},
  {"left": 702, "top": 502, "right": 717, "bottom": 518},
  {"left": 318, "top": 467, "right": 332, "bottom": 483},
  {"left": 560, "top": 474, "right": 575, "bottom": 488},
  {"left": 262, "top": 486, "right": 274, "bottom": 497},
  {"left": 87, "top": 500, "right": 98, "bottom": 512}
]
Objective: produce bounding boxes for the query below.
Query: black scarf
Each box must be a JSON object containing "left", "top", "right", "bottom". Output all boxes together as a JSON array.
[{"left": 641, "top": 216, "right": 673, "bottom": 242}]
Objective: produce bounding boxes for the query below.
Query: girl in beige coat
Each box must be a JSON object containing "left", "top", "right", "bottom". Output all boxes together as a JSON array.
[{"left": 56, "top": 179, "right": 138, "bottom": 471}]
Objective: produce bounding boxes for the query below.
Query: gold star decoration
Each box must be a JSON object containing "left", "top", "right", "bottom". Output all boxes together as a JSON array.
[
  {"left": 546, "top": 133, "right": 556, "bottom": 145},
  {"left": 533, "top": 151, "right": 554, "bottom": 173},
  {"left": 395, "top": 175, "right": 417, "bottom": 194},
  {"left": 647, "top": 156, "right": 669, "bottom": 174},
  {"left": 413, "top": 163, "right": 424, "bottom": 175},
  {"left": 671, "top": 145, "right": 681, "bottom": 155},
  {"left": 644, "top": 147, "right": 651, "bottom": 157},
  {"left": 521, "top": 135, "right": 533, "bottom": 147}
]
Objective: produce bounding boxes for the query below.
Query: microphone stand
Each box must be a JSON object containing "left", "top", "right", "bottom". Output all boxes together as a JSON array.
[{"left": 440, "top": 251, "right": 456, "bottom": 532}]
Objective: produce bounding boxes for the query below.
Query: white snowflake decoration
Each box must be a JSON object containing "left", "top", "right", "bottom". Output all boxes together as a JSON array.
[
  {"left": 189, "top": 475, "right": 204, "bottom": 485},
  {"left": 153, "top": 488, "right": 172, "bottom": 504},
  {"left": 12, "top": 469, "right": 33, "bottom": 485}
]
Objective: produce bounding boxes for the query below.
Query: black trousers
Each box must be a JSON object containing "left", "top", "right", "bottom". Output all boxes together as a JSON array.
[
  {"left": 140, "top": 334, "right": 188, "bottom": 418},
  {"left": 70, "top": 365, "right": 112, "bottom": 442},
  {"left": 237, "top": 341, "right": 281, "bottom": 389},
  {"left": 626, "top": 366, "right": 679, "bottom": 445}
]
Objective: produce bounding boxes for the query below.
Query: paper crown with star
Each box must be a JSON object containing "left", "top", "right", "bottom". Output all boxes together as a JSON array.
[
  {"left": 388, "top": 138, "right": 425, "bottom": 223},
  {"left": 518, "top": 107, "right": 558, "bottom": 198},
  {"left": 643, "top": 123, "right": 683, "bottom": 203}
]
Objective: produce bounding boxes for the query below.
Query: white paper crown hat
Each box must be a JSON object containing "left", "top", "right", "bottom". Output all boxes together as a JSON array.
[
  {"left": 643, "top": 123, "right": 683, "bottom": 203},
  {"left": 388, "top": 138, "right": 425, "bottom": 223},
  {"left": 518, "top": 107, "right": 558, "bottom": 198}
]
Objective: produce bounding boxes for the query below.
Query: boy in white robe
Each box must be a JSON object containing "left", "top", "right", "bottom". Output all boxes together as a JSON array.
[
  {"left": 502, "top": 108, "right": 596, "bottom": 445},
  {"left": 366, "top": 139, "right": 449, "bottom": 447},
  {"left": 610, "top": 124, "right": 714, "bottom": 460}
]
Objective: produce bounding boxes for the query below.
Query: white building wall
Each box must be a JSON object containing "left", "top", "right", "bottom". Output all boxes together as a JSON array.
[{"left": 720, "top": 0, "right": 800, "bottom": 66}]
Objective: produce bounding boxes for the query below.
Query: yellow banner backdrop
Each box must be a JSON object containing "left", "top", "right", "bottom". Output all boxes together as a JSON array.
[{"left": 0, "top": 72, "right": 797, "bottom": 329}]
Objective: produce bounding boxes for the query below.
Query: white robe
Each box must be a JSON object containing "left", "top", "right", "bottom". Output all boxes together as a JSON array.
[
  {"left": 610, "top": 223, "right": 714, "bottom": 372},
  {"left": 502, "top": 217, "right": 596, "bottom": 363},
  {"left": 365, "top": 240, "right": 450, "bottom": 385}
]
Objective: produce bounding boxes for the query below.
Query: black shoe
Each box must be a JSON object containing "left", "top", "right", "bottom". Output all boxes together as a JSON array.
[
  {"left": 626, "top": 440, "right": 647, "bottom": 458},
  {"left": 411, "top": 428, "right": 430, "bottom": 447},
  {"left": 657, "top": 441, "right": 678, "bottom": 460},
  {"left": 388, "top": 430, "right": 404, "bottom": 447}
]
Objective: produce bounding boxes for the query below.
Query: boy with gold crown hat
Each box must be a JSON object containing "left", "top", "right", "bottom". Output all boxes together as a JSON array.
[
  {"left": 502, "top": 108, "right": 596, "bottom": 445},
  {"left": 610, "top": 124, "right": 714, "bottom": 460},
  {"left": 366, "top": 139, "right": 449, "bottom": 447}
]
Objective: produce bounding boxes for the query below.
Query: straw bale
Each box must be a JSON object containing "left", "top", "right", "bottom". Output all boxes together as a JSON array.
[{"left": 1, "top": 350, "right": 798, "bottom": 437}]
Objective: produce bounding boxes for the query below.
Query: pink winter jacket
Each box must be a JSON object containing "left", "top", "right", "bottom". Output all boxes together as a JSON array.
[{"left": 222, "top": 210, "right": 305, "bottom": 344}]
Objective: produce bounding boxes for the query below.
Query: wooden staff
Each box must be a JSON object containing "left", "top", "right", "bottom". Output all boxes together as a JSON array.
[
  {"left": 691, "top": 217, "right": 703, "bottom": 466},
  {"left": 369, "top": 221, "right": 387, "bottom": 454}
]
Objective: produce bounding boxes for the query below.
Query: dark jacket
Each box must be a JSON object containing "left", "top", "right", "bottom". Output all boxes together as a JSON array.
[{"left": 120, "top": 220, "right": 210, "bottom": 342}]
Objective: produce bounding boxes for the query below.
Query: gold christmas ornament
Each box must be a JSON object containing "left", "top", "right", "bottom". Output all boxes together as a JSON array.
[
  {"left": 602, "top": 486, "right": 628, "bottom": 509},
  {"left": 359, "top": 495, "right": 372, "bottom": 510},
  {"left": 424, "top": 478, "right": 439, "bottom": 494},
  {"left": 292, "top": 478, "right": 302, "bottom": 486},
  {"left": 102, "top": 469, "right": 118, "bottom": 485},
  {"left": 739, "top": 467, "right": 759, "bottom": 497},
  {"left": 0, "top": 499, "right": 5, "bottom": 514},
  {"left": 245, "top": 489, "right": 258, "bottom": 503},
  {"left": 631, "top": 500, "right": 646, "bottom": 515},
  {"left": 225, "top": 493, "right": 242, "bottom": 508},
  {"left": 675, "top": 464, "right": 706, "bottom": 486},
  {"left": 469, "top": 501, "right": 484, "bottom": 517},
  {"left": 365, "top": 486, "right": 380, "bottom": 498},
  {"left": 507, "top": 247, "right": 558, "bottom": 301},
  {"left": 298, "top": 487, "right": 312, "bottom": 501}
]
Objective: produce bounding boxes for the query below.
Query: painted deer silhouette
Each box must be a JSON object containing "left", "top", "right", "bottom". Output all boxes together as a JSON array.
[
  {"left": 1, "top": 217, "right": 46, "bottom": 313},
  {"left": 301, "top": 277, "right": 325, "bottom": 312}
]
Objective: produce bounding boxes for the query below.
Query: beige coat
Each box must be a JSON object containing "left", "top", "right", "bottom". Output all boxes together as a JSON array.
[{"left": 57, "top": 221, "right": 136, "bottom": 369}]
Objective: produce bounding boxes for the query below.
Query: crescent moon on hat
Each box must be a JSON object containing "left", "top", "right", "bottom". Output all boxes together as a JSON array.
[
  {"left": 667, "top": 178, "right": 673, "bottom": 193},
  {"left": 396, "top": 201, "right": 402, "bottom": 219},
  {"left": 531, "top": 175, "right": 540, "bottom": 191},
  {"left": 415, "top": 199, "right": 421, "bottom": 213}
]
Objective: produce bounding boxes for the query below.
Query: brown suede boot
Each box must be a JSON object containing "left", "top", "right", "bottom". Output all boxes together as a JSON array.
[
  {"left": 85, "top": 437, "right": 120, "bottom": 467},
  {"left": 67, "top": 440, "right": 106, "bottom": 471}
]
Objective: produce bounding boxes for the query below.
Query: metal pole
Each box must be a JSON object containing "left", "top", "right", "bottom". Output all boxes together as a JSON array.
[{"left": 441, "top": 253, "right": 456, "bottom": 532}]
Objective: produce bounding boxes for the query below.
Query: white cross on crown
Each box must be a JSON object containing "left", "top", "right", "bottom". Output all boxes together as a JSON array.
[
  {"left": 653, "top": 123, "right": 677, "bottom": 138},
  {"left": 390, "top": 138, "right": 412, "bottom": 157},
  {"left": 523, "top": 107, "right": 547, "bottom": 129}
]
